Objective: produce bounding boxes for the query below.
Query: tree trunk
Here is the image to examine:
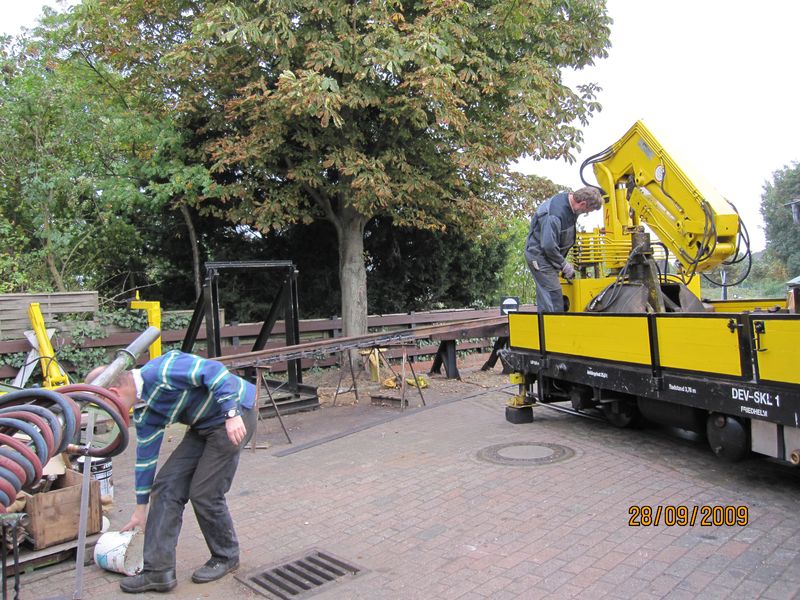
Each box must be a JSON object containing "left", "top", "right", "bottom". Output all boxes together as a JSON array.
[
  {"left": 336, "top": 209, "right": 368, "bottom": 339},
  {"left": 42, "top": 206, "right": 66, "bottom": 292},
  {"left": 45, "top": 252, "right": 66, "bottom": 292},
  {"left": 179, "top": 204, "right": 202, "bottom": 298}
]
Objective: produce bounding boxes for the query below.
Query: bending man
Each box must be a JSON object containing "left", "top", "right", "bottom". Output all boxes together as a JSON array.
[
  {"left": 88, "top": 349, "right": 257, "bottom": 593},
  {"left": 524, "top": 186, "right": 603, "bottom": 312}
]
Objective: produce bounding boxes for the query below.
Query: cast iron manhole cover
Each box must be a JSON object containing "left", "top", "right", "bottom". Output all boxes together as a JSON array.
[
  {"left": 476, "top": 442, "right": 575, "bottom": 466},
  {"left": 236, "top": 549, "right": 366, "bottom": 599}
]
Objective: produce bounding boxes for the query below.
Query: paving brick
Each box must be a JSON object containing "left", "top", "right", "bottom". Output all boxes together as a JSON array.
[
  {"left": 732, "top": 578, "right": 771, "bottom": 598},
  {"left": 676, "top": 568, "right": 717, "bottom": 594},
  {"left": 10, "top": 361, "right": 800, "bottom": 599},
  {"left": 579, "top": 579, "right": 620, "bottom": 598},
  {"left": 600, "top": 563, "right": 639, "bottom": 585},
  {"left": 566, "top": 565, "right": 607, "bottom": 588},
  {"left": 646, "top": 573, "right": 682, "bottom": 595},
  {"left": 664, "top": 587, "right": 699, "bottom": 600},
  {"left": 761, "top": 578, "right": 800, "bottom": 600},
  {"left": 631, "top": 558, "right": 669, "bottom": 580}
]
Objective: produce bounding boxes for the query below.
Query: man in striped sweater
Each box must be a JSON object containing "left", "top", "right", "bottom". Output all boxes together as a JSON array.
[{"left": 88, "top": 350, "right": 257, "bottom": 593}]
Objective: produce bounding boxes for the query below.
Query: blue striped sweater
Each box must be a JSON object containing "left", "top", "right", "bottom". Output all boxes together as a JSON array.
[{"left": 132, "top": 350, "right": 256, "bottom": 505}]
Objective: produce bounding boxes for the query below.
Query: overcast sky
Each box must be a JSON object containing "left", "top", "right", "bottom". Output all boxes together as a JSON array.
[
  {"left": 6, "top": 0, "right": 800, "bottom": 251},
  {"left": 517, "top": 0, "right": 800, "bottom": 251},
  {"left": 2, "top": 1, "right": 60, "bottom": 35}
]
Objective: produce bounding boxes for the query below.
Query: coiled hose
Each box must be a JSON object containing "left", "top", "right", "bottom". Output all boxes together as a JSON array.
[
  {"left": 0, "top": 326, "right": 160, "bottom": 513},
  {"left": 0, "top": 383, "right": 130, "bottom": 513}
]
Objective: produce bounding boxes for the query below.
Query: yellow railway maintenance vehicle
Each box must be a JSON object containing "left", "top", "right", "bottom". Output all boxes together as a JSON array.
[{"left": 502, "top": 121, "right": 799, "bottom": 464}]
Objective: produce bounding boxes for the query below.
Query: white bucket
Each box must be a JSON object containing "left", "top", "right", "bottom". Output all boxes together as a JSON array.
[
  {"left": 93, "top": 530, "right": 144, "bottom": 576},
  {"left": 77, "top": 456, "right": 113, "bottom": 499}
]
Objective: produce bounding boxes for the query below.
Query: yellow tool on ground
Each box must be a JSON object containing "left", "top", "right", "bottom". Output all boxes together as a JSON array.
[{"left": 382, "top": 375, "right": 429, "bottom": 389}]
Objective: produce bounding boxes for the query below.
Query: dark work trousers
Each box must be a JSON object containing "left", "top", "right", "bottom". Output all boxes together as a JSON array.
[
  {"left": 527, "top": 259, "right": 565, "bottom": 312},
  {"left": 142, "top": 406, "right": 258, "bottom": 572}
]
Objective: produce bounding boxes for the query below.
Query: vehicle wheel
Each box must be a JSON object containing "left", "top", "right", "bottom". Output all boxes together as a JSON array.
[
  {"left": 602, "top": 400, "right": 639, "bottom": 428},
  {"left": 707, "top": 413, "right": 749, "bottom": 462},
  {"left": 570, "top": 386, "right": 593, "bottom": 411}
]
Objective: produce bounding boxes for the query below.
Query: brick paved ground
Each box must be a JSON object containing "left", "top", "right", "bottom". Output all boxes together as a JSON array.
[{"left": 19, "top": 354, "right": 800, "bottom": 599}]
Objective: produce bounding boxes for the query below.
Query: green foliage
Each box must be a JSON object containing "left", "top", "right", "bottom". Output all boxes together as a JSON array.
[
  {"left": 761, "top": 162, "right": 800, "bottom": 277},
  {"left": 3, "top": 34, "right": 91, "bottom": 287},
  {"left": 54, "top": 344, "right": 111, "bottom": 381},
  {"left": 75, "top": 310, "right": 191, "bottom": 341},
  {"left": 498, "top": 218, "right": 538, "bottom": 304},
  {"left": 162, "top": 313, "right": 192, "bottom": 331},
  {"left": 363, "top": 217, "right": 509, "bottom": 314},
  {"left": 701, "top": 249, "right": 789, "bottom": 300},
  {"left": 0, "top": 19, "right": 143, "bottom": 293},
  {"left": 0, "top": 206, "right": 40, "bottom": 292},
  {"left": 0, "top": 352, "right": 26, "bottom": 370},
  {"left": 97, "top": 310, "right": 148, "bottom": 331},
  {"left": 0, "top": 333, "right": 111, "bottom": 386},
  {"left": 2, "top": 1, "right": 611, "bottom": 333},
  {"left": 700, "top": 162, "right": 800, "bottom": 301},
  {"left": 679, "top": 161, "right": 800, "bottom": 302},
  {"left": 496, "top": 177, "right": 561, "bottom": 304},
  {"left": 74, "top": 0, "right": 611, "bottom": 332},
  {"left": 163, "top": 214, "right": 511, "bottom": 321},
  {"left": 0, "top": 12, "right": 206, "bottom": 298},
  {"left": 162, "top": 342, "right": 185, "bottom": 353},
  {"left": 51, "top": 318, "right": 109, "bottom": 381},
  {"left": 68, "top": 321, "right": 106, "bottom": 341}
]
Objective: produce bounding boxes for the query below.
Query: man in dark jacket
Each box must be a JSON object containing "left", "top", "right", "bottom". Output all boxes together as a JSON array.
[{"left": 524, "top": 187, "right": 603, "bottom": 312}]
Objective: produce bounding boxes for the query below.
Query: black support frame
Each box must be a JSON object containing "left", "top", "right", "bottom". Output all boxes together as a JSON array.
[{"left": 182, "top": 260, "right": 304, "bottom": 392}]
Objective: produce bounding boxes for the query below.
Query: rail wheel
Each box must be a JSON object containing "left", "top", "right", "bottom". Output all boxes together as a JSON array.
[
  {"left": 601, "top": 399, "right": 639, "bottom": 428},
  {"left": 707, "top": 413, "right": 749, "bottom": 462}
]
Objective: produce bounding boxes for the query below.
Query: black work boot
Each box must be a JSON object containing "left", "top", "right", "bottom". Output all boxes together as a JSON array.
[
  {"left": 191, "top": 557, "right": 240, "bottom": 583},
  {"left": 119, "top": 569, "right": 177, "bottom": 593}
]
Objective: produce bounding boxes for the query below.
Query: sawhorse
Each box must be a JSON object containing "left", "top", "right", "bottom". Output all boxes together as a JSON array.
[{"left": 429, "top": 340, "right": 460, "bottom": 380}]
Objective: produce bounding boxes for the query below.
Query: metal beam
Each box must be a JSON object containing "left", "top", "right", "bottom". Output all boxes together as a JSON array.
[{"left": 217, "top": 316, "right": 508, "bottom": 370}]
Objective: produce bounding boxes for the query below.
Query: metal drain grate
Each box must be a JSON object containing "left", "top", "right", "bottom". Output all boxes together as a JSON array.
[{"left": 236, "top": 549, "right": 366, "bottom": 599}]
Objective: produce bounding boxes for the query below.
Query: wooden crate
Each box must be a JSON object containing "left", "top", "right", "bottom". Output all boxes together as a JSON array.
[{"left": 21, "top": 469, "right": 101, "bottom": 550}]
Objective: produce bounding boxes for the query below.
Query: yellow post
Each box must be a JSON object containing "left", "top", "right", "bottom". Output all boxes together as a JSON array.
[
  {"left": 360, "top": 347, "right": 388, "bottom": 382},
  {"left": 129, "top": 292, "right": 162, "bottom": 359},
  {"left": 27, "top": 303, "right": 69, "bottom": 387}
]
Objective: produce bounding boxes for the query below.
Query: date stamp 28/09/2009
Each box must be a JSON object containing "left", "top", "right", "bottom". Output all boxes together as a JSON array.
[{"left": 628, "top": 505, "right": 748, "bottom": 527}]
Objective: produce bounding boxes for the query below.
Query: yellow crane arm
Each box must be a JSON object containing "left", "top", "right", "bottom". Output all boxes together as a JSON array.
[{"left": 588, "top": 120, "right": 740, "bottom": 277}]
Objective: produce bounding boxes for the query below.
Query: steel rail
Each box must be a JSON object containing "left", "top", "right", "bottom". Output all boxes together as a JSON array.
[{"left": 218, "top": 316, "right": 509, "bottom": 370}]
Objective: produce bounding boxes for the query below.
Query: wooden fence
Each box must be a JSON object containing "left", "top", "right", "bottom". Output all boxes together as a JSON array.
[
  {"left": 0, "top": 292, "right": 99, "bottom": 340},
  {"left": 0, "top": 307, "right": 508, "bottom": 379}
]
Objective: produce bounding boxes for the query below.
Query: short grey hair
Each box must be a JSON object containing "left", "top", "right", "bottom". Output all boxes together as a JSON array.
[{"left": 573, "top": 186, "right": 604, "bottom": 210}]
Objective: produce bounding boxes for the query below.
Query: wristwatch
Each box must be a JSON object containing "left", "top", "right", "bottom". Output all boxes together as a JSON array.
[{"left": 226, "top": 408, "right": 241, "bottom": 419}]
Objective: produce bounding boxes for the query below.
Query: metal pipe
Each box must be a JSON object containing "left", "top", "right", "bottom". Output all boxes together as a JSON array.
[
  {"left": 73, "top": 411, "right": 95, "bottom": 600},
  {"left": 90, "top": 326, "right": 161, "bottom": 387}
]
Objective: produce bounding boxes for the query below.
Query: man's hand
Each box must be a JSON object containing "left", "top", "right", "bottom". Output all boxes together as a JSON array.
[
  {"left": 225, "top": 414, "right": 247, "bottom": 446},
  {"left": 561, "top": 262, "right": 576, "bottom": 280},
  {"left": 121, "top": 504, "right": 147, "bottom": 532}
]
